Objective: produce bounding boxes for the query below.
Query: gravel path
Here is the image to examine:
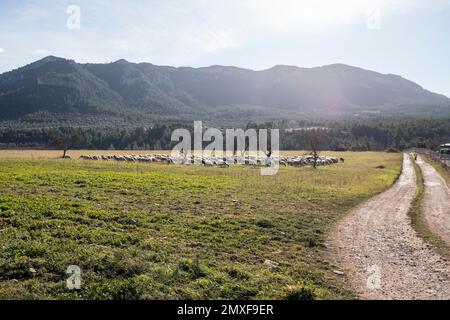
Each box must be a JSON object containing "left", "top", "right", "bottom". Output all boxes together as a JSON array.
[
  {"left": 330, "top": 154, "right": 450, "bottom": 299},
  {"left": 416, "top": 156, "right": 450, "bottom": 246}
]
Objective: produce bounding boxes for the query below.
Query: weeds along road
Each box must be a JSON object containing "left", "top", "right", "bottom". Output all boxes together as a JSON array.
[
  {"left": 416, "top": 156, "right": 450, "bottom": 246},
  {"left": 330, "top": 154, "right": 450, "bottom": 299}
]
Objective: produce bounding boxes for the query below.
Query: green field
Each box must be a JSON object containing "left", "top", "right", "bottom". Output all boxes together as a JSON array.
[{"left": 0, "top": 152, "right": 402, "bottom": 299}]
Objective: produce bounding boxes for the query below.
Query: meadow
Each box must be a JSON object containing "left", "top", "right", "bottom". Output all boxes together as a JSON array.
[{"left": 0, "top": 151, "right": 402, "bottom": 299}]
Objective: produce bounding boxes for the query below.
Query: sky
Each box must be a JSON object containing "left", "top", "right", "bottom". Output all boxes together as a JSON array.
[{"left": 0, "top": 0, "right": 450, "bottom": 96}]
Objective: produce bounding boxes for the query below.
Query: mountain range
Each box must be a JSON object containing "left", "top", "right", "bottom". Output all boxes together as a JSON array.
[{"left": 0, "top": 56, "right": 449, "bottom": 125}]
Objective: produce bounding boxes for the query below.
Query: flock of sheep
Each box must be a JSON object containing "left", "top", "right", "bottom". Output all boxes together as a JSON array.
[{"left": 78, "top": 153, "right": 341, "bottom": 167}]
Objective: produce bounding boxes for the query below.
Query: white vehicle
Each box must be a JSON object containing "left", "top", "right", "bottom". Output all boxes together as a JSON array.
[{"left": 439, "top": 143, "right": 450, "bottom": 160}]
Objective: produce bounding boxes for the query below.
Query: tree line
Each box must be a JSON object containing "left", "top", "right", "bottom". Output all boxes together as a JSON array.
[{"left": 0, "top": 118, "right": 449, "bottom": 152}]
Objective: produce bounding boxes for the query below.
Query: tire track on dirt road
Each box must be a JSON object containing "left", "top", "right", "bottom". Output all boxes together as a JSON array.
[
  {"left": 330, "top": 154, "right": 450, "bottom": 299},
  {"left": 416, "top": 156, "right": 450, "bottom": 246}
]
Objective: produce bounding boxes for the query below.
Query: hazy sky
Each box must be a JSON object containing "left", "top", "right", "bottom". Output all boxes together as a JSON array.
[{"left": 1, "top": 0, "right": 450, "bottom": 96}]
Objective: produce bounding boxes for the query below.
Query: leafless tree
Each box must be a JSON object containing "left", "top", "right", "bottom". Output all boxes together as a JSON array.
[
  {"left": 309, "top": 129, "right": 327, "bottom": 168},
  {"left": 49, "top": 130, "right": 83, "bottom": 158}
]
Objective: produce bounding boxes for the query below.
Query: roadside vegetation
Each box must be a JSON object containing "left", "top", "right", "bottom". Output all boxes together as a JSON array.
[
  {"left": 0, "top": 151, "right": 401, "bottom": 299},
  {"left": 422, "top": 155, "right": 450, "bottom": 185},
  {"left": 409, "top": 155, "right": 450, "bottom": 259}
]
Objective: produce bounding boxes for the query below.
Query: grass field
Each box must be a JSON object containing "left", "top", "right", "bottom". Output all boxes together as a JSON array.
[
  {"left": 0, "top": 151, "right": 402, "bottom": 299},
  {"left": 0, "top": 150, "right": 172, "bottom": 159}
]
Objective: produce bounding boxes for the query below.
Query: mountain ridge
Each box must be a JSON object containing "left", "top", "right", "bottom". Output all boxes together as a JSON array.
[{"left": 0, "top": 56, "right": 449, "bottom": 124}]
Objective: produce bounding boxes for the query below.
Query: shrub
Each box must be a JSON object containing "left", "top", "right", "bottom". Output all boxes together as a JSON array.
[{"left": 256, "top": 219, "right": 274, "bottom": 228}]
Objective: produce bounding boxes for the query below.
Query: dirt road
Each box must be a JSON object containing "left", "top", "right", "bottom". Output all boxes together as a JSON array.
[
  {"left": 416, "top": 156, "right": 450, "bottom": 245},
  {"left": 330, "top": 154, "right": 450, "bottom": 299}
]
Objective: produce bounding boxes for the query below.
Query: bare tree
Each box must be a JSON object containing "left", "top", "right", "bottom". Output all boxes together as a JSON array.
[
  {"left": 49, "top": 130, "right": 83, "bottom": 158},
  {"left": 309, "top": 129, "right": 327, "bottom": 168}
]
